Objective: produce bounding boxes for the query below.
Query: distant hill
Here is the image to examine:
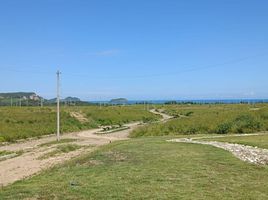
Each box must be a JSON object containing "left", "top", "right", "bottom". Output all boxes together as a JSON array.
[
  {"left": 0, "top": 92, "right": 91, "bottom": 106},
  {"left": 47, "top": 97, "right": 81, "bottom": 103},
  {"left": 0, "top": 92, "right": 40, "bottom": 100},
  {"left": 110, "top": 98, "right": 128, "bottom": 105},
  {"left": 63, "top": 97, "right": 81, "bottom": 102},
  {"left": 0, "top": 92, "right": 42, "bottom": 106},
  {"left": 46, "top": 96, "right": 91, "bottom": 106},
  {"left": 46, "top": 98, "right": 57, "bottom": 103}
]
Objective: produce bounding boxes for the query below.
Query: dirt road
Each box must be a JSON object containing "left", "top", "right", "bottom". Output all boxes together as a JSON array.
[
  {"left": 3, "top": 107, "right": 267, "bottom": 187},
  {"left": 0, "top": 121, "right": 142, "bottom": 187},
  {"left": 3, "top": 108, "right": 267, "bottom": 187},
  {"left": 150, "top": 109, "right": 173, "bottom": 122}
]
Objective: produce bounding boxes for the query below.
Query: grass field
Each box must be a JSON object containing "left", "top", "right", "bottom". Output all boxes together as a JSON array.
[
  {"left": 131, "top": 104, "right": 268, "bottom": 137},
  {"left": 200, "top": 134, "right": 268, "bottom": 149},
  {"left": 0, "top": 105, "right": 159, "bottom": 142},
  {"left": 1, "top": 137, "right": 268, "bottom": 199},
  {"left": 66, "top": 105, "right": 159, "bottom": 125}
]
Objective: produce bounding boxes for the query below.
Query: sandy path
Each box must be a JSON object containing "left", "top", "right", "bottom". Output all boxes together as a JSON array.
[
  {"left": 0, "top": 146, "right": 95, "bottom": 187},
  {"left": 0, "top": 110, "right": 170, "bottom": 186},
  {"left": 150, "top": 109, "right": 173, "bottom": 122},
  {"left": 0, "top": 117, "right": 149, "bottom": 187}
]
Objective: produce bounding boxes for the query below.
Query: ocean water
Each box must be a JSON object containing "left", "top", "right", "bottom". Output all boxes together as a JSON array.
[{"left": 90, "top": 99, "right": 268, "bottom": 105}]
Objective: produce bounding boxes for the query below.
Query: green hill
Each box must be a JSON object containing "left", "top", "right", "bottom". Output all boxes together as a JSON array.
[
  {"left": 0, "top": 92, "right": 37, "bottom": 99},
  {"left": 0, "top": 92, "right": 42, "bottom": 106},
  {"left": 110, "top": 98, "right": 128, "bottom": 105}
]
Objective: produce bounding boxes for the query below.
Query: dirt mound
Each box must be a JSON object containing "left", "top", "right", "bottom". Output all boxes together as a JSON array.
[{"left": 70, "top": 112, "right": 88, "bottom": 123}]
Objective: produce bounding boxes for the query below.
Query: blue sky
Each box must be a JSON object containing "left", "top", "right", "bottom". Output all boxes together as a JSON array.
[{"left": 0, "top": 0, "right": 267, "bottom": 100}]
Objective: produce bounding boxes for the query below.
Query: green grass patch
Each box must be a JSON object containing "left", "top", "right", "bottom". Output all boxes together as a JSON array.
[
  {"left": 38, "top": 144, "right": 82, "bottom": 160},
  {"left": 1, "top": 137, "right": 268, "bottom": 199},
  {"left": 131, "top": 104, "right": 268, "bottom": 137},
  {"left": 67, "top": 105, "right": 160, "bottom": 125},
  {"left": 0, "top": 150, "right": 23, "bottom": 161},
  {"left": 200, "top": 134, "right": 268, "bottom": 149},
  {"left": 0, "top": 150, "right": 14, "bottom": 157},
  {"left": 0, "top": 107, "right": 94, "bottom": 142},
  {"left": 0, "top": 105, "right": 159, "bottom": 142}
]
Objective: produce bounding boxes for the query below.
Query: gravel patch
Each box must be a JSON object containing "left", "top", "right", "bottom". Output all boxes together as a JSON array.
[{"left": 168, "top": 138, "right": 268, "bottom": 165}]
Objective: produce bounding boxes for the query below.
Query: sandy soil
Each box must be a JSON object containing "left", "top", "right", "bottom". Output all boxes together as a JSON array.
[
  {"left": 0, "top": 121, "right": 143, "bottom": 187},
  {"left": 150, "top": 109, "right": 173, "bottom": 122}
]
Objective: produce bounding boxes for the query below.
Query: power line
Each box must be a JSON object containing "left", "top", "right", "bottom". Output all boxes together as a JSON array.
[
  {"left": 59, "top": 53, "right": 268, "bottom": 80},
  {"left": 0, "top": 53, "right": 266, "bottom": 80}
]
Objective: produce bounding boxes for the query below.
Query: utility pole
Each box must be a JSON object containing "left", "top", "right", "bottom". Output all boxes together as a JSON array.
[
  {"left": 10, "top": 97, "right": 13, "bottom": 107},
  {"left": 144, "top": 101, "right": 145, "bottom": 110},
  {"left": 56, "top": 70, "right": 61, "bottom": 141}
]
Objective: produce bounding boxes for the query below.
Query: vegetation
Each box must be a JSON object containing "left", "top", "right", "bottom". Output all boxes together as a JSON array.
[
  {"left": 1, "top": 138, "right": 268, "bottom": 199},
  {"left": 0, "top": 105, "right": 159, "bottom": 142},
  {"left": 0, "top": 150, "right": 14, "bottom": 157},
  {"left": 0, "top": 150, "right": 24, "bottom": 161},
  {"left": 201, "top": 134, "right": 268, "bottom": 149},
  {"left": 0, "top": 98, "right": 41, "bottom": 107},
  {"left": 0, "top": 92, "right": 42, "bottom": 106},
  {"left": 0, "top": 107, "right": 92, "bottom": 142},
  {"left": 66, "top": 105, "right": 159, "bottom": 126},
  {"left": 0, "top": 92, "right": 93, "bottom": 106},
  {"left": 131, "top": 104, "right": 268, "bottom": 137}
]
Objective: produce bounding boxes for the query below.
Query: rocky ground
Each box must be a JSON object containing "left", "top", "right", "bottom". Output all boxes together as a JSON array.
[{"left": 169, "top": 136, "right": 268, "bottom": 165}]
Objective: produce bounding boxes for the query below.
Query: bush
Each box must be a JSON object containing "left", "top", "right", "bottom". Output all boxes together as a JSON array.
[
  {"left": 260, "top": 113, "right": 268, "bottom": 120},
  {"left": 130, "top": 104, "right": 268, "bottom": 137},
  {"left": 186, "top": 127, "right": 198, "bottom": 134},
  {"left": 0, "top": 136, "right": 5, "bottom": 142},
  {"left": 185, "top": 111, "right": 194, "bottom": 117},
  {"left": 142, "top": 117, "right": 153, "bottom": 123},
  {"left": 233, "top": 115, "right": 261, "bottom": 133},
  {"left": 216, "top": 123, "right": 231, "bottom": 134}
]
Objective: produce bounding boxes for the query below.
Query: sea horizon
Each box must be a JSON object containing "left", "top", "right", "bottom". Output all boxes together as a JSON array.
[{"left": 89, "top": 98, "right": 268, "bottom": 104}]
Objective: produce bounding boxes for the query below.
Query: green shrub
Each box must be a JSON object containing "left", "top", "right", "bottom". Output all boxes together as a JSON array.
[
  {"left": 185, "top": 111, "right": 194, "bottom": 117},
  {"left": 260, "top": 113, "right": 268, "bottom": 120},
  {"left": 216, "top": 123, "right": 231, "bottom": 134},
  {"left": 0, "top": 136, "right": 5, "bottom": 142},
  {"left": 131, "top": 104, "right": 268, "bottom": 137},
  {"left": 233, "top": 115, "right": 261, "bottom": 133},
  {"left": 186, "top": 127, "right": 198, "bottom": 134}
]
